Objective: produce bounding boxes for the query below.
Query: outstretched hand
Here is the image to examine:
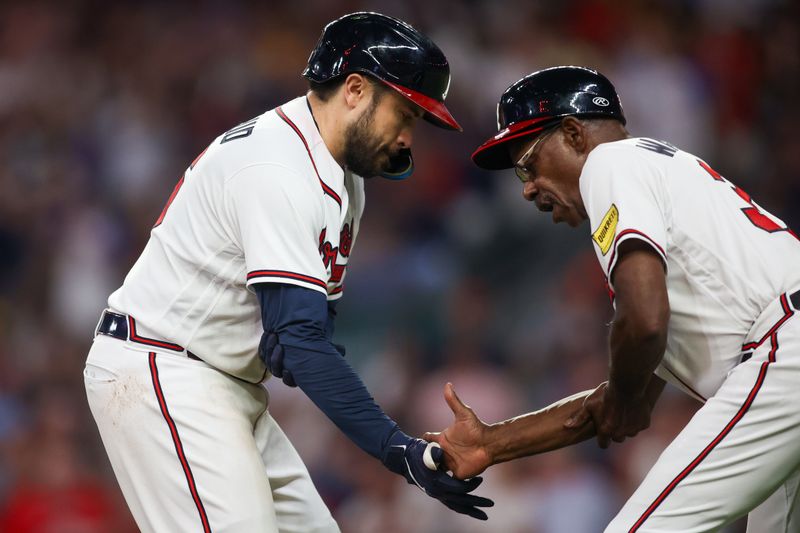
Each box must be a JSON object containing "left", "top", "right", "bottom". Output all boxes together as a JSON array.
[{"left": 422, "top": 383, "right": 493, "bottom": 480}]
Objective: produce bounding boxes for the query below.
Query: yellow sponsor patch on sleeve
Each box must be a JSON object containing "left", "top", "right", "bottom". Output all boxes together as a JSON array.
[{"left": 592, "top": 204, "right": 618, "bottom": 255}]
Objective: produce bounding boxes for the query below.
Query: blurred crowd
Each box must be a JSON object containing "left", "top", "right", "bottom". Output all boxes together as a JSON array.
[{"left": 1, "top": 0, "right": 798, "bottom": 531}]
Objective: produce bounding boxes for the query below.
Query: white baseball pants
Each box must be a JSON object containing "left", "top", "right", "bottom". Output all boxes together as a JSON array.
[
  {"left": 84, "top": 335, "right": 339, "bottom": 533},
  {"left": 607, "top": 291, "right": 800, "bottom": 532}
]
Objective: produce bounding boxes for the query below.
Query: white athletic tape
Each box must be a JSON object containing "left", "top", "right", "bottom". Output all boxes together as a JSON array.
[{"left": 423, "top": 442, "right": 441, "bottom": 470}]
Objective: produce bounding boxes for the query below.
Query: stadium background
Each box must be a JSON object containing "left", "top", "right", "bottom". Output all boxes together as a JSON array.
[{"left": 0, "top": 0, "right": 798, "bottom": 531}]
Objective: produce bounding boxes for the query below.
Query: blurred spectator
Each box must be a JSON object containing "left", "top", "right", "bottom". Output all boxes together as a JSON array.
[
  {"left": 0, "top": 382, "right": 136, "bottom": 532},
  {"left": 2, "top": 1, "right": 797, "bottom": 530}
]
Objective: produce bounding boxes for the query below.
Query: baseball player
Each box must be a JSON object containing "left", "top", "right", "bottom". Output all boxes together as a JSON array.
[
  {"left": 424, "top": 66, "right": 800, "bottom": 532},
  {"left": 83, "top": 12, "right": 492, "bottom": 533}
]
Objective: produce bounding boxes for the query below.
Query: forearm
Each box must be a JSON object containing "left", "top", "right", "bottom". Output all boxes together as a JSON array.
[
  {"left": 281, "top": 341, "right": 398, "bottom": 459},
  {"left": 607, "top": 317, "right": 667, "bottom": 399},
  {"left": 484, "top": 390, "right": 596, "bottom": 465},
  {"left": 257, "top": 283, "right": 398, "bottom": 459}
]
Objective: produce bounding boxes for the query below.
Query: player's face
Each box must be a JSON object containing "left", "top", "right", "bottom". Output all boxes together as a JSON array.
[
  {"left": 342, "top": 87, "right": 422, "bottom": 177},
  {"left": 510, "top": 128, "right": 588, "bottom": 227}
]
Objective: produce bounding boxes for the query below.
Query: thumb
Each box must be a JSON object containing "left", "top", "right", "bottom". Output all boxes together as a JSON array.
[
  {"left": 422, "top": 431, "right": 442, "bottom": 443},
  {"left": 444, "top": 382, "right": 470, "bottom": 419}
]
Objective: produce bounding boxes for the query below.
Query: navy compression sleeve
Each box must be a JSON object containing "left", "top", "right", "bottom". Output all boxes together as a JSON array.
[{"left": 255, "top": 283, "right": 399, "bottom": 459}]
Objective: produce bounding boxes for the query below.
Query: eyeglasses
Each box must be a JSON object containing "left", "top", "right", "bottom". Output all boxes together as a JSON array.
[{"left": 514, "top": 126, "right": 559, "bottom": 183}]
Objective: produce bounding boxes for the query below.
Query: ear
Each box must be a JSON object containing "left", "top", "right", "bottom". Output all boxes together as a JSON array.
[
  {"left": 560, "top": 116, "right": 589, "bottom": 155},
  {"left": 342, "top": 73, "right": 370, "bottom": 110}
]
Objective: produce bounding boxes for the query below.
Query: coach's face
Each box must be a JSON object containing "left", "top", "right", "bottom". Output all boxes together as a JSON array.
[
  {"left": 342, "top": 75, "right": 423, "bottom": 177},
  {"left": 508, "top": 118, "right": 589, "bottom": 227}
]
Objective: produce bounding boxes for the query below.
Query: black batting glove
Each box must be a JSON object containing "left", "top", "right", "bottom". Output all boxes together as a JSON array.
[{"left": 381, "top": 430, "right": 494, "bottom": 520}]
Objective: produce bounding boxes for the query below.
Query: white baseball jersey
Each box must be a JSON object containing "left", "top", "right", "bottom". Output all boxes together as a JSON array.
[
  {"left": 580, "top": 137, "right": 800, "bottom": 401},
  {"left": 107, "top": 96, "right": 364, "bottom": 383}
]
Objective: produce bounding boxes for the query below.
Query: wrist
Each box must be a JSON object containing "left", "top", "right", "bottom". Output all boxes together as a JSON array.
[
  {"left": 385, "top": 428, "right": 411, "bottom": 448},
  {"left": 606, "top": 379, "right": 646, "bottom": 402},
  {"left": 479, "top": 423, "right": 500, "bottom": 468},
  {"left": 381, "top": 429, "right": 412, "bottom": 473}
]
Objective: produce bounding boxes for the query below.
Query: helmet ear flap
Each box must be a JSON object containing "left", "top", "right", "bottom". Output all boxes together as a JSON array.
[{"left": 380, "top": 148, "right": 414, "bottom": 180}]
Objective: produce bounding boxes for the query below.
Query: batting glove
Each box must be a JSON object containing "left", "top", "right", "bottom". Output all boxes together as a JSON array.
[
  {"left": 259, "top": 333, "right": 345, "bottom": 387},
  {"left": 381, "top": 430, "right": 494, "bottom": 520}
]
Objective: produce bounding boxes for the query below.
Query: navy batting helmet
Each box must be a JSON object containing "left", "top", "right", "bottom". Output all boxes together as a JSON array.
[
  {"left": 472, "top": 66, "right": 625, "bottom": 170},
  {"left": 303, "top": 12, "right": 460, "bottom": 132}
]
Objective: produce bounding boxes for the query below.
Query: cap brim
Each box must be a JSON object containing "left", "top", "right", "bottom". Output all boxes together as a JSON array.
[
  {"left": 382, "top": 80, "right": 462, "bottom": 132},
  {"left": 471, "top": 117, "right": 555, "bottom": 170}
]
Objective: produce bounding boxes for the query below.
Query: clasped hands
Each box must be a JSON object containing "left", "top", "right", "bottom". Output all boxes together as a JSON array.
[
  {"left": 259, "top": 333, "right": 494, "bottom": 520},
  {"left": 564, "top": 381, "right": 654, "bottom": 449}
]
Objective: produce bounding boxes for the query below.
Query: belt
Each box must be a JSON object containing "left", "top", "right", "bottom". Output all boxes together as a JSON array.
[
  {"left": 740, "top": 288, "right": 800, "bottom": 363},
  {"left": 96, "top": 310, "right": 202, "bottom": 361},
  {"left": 791, "top": 289, "right": 800, "bottom": 312}
]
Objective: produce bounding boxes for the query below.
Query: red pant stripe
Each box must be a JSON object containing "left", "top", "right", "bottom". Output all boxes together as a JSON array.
[
  {"left": 629, "top": 359, "right": 770, "bottom": 532},
  {"left": 629, "top": 294, "right": 794, "bottom": 531},
  {"left": 149, "top": 353, "right": 212, "bottom": 533}
]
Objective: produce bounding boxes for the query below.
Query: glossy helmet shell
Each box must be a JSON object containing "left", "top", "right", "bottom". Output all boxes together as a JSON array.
[
  {"left": 472, "top": 66, "right": 625, "bottom": 170},
  {"left": 303, "top": 12, "right": 460, "bottom": 132}
]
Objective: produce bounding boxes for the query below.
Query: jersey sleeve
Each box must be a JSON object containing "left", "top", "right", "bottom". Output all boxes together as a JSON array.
[
  {"left": 225, "top": 163, "right": 327, "bottom": 294},
  {"left": 255, "top": 284, "right": 398, "bottom": 460},
  {"left": 580, "top": 145, "right": 669, "bottom": 286}
]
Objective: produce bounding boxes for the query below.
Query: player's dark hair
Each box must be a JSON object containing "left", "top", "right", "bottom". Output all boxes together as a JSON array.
[
  {"left": 308, "top": 74, "right": 387, "bottom": 102},
  {"left": 308, "top": 78, "right": 343, "bottom": 102}
]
